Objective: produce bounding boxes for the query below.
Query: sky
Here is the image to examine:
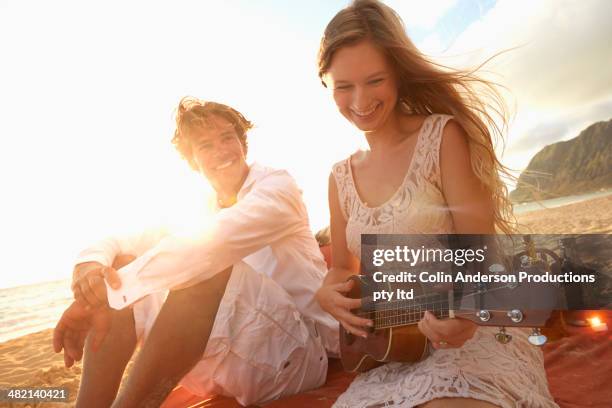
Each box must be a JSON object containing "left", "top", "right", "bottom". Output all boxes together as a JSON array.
[{"left": 1, "top": 0, "right": 611, "bottom": 289}]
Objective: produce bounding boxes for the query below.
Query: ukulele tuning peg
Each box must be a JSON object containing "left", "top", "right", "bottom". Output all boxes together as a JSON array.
[
  {"left": 477, "top": 310, "right": 491, "bottom": 322},
  {"left": 495, "top": 327, "right": 512, "bottom": 344},
  {"left": 519, "top": 255, "right": 530, "bottom": 268},
  {"left": 528, "top": 328, "right": 548, "bottom": 346},
  {"left": 507, "top": 309, "right": 523, "bottom": 323}
]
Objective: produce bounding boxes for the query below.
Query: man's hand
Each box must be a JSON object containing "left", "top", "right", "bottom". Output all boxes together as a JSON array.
[
  {"left": 417, "top": 311, "right": 477, "bottom": 349},
  {"left": 72, "top": 261, "right": 122, "bottom": 309},
  {"left": 53, "top": 301, "right": 112, "bottom": 367}
]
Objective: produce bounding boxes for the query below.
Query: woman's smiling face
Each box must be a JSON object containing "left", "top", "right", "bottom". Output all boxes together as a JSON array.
[{"left": 324, "top": 40, "right": 399, "bottom": 132}]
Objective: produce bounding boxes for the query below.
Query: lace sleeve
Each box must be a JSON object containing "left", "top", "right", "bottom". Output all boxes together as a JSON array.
[{"left": 331, "top": 159, "right": 352, "bottom": 221}]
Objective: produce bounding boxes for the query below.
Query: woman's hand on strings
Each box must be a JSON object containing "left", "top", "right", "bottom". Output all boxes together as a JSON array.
[{"left": 316, "top": 279, "right": 373, "bottom": 338}]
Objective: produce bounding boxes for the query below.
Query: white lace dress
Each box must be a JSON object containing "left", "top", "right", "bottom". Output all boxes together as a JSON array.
[{"left": 332, "top": 115, "right": 558, "bottom": 408}]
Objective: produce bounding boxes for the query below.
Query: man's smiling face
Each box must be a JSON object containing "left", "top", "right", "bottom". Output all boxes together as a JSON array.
[{"left": 189, "top": 114, "right": 249, "bottom": 192}]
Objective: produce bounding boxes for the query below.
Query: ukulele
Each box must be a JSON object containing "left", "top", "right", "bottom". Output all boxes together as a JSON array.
[{"left": 340, "top": 238, "right": 606, "bottom": 372}]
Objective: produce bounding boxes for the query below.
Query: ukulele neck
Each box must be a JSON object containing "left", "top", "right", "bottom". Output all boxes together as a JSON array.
[{"left": 372, "top": 291, "right": 455, "bottom": 330}]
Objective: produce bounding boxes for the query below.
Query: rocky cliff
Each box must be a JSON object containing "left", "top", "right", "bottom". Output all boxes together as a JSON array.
[{"left": 510, "top": 119, "right": 612, "bottom": 202}]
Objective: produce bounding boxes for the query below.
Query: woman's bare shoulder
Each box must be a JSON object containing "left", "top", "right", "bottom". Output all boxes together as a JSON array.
[{"left": 441, "top": 118, "right": 469, "bottom": 147}]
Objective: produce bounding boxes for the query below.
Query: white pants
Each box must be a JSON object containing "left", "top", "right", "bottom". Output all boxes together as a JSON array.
[{"left": 132, "top": 261, "right": 328, "bottom": 406}]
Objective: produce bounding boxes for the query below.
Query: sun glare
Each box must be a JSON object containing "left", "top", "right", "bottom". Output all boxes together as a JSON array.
[{"left": 588, "top": 315, "right": 608, "bottom": 332}]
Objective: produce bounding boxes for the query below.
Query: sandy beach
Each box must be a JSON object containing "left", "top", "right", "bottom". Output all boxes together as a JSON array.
[
  {"left": 0, "top": 329, "right": 80, "bottom": 407},
  {"left": 1, "top": 195, "right": 610, "bottom": 407},
  {"left": 0, "top": 328, "right": 137, "bottom": 407},
  {"left": 0, "top": 329, "right": 139, "bottom": 408},
  {"left": 516, "top": 195, "right": 612, "bottom": 234}
]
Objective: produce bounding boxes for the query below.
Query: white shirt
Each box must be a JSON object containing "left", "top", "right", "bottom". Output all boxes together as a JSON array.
[{"left": 75, "top": 163, "right": 339, "bottom": 354}]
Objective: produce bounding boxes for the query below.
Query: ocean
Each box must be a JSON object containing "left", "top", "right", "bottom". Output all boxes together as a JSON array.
[
  {"left": 0, "top": 278, "right": 72, "bottom": 343},
  {"left": 1, "top": 189, "right": 611, "bottom": 344},
  {"left": 512, "top": 189, "right": 612, "bottom": 214}
]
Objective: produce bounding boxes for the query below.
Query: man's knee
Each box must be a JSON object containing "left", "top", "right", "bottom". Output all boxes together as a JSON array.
[
  {"left": 169, "top": 266, "right": 232, "bottom": 301},
  {"left": 155, "top": 266, "right": 233, "bottom": 327}
]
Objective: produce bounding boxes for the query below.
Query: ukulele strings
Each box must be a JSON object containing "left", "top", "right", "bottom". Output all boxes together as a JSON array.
[
  {"left": 358, "top": 281, "right": 518, "bottom": 310},
  {"left": 353, "top": 282, "right": 520, "bottom": 326}
]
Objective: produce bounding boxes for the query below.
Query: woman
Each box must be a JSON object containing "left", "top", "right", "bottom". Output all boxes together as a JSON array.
[{"left": 315, "top": 1, "right": 558, "bottom": 407}]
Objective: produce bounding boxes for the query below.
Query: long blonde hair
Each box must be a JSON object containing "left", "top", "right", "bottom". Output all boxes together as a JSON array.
[{"left": 318, "top": 0, "right": 516, "bottom": 234}]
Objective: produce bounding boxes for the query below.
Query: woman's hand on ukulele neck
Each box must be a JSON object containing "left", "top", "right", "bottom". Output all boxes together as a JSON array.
[{"left": 418, "top": 311, "right": 477, "bottom": 349}]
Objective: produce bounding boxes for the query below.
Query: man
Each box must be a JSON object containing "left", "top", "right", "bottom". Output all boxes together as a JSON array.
[{"left": 54, "top": 97, "right": 338, "bottom": 407}]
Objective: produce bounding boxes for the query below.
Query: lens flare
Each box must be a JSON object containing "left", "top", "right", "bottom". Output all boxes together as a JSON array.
[{"left": 588, "top": 316, "right": 608, "bottom": 332}]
